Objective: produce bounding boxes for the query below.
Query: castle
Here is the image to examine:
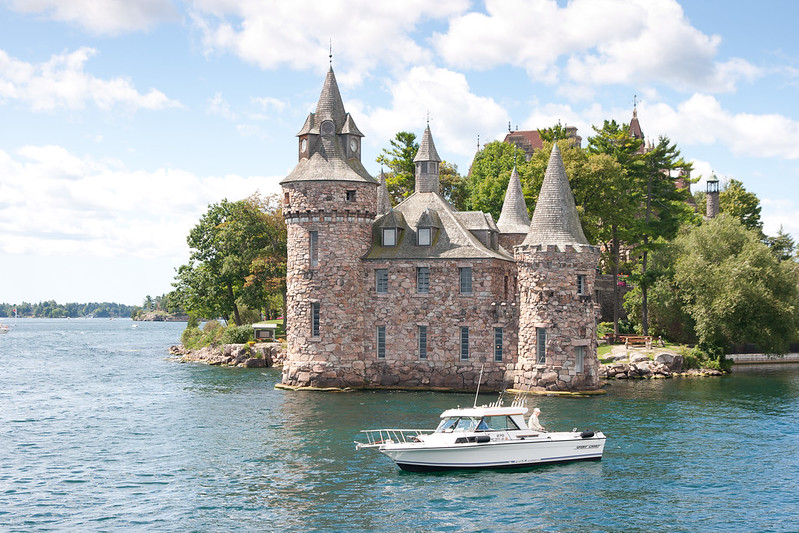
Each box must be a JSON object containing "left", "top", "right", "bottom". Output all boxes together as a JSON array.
[{"left": 278, "top": 67, "right": 600, "bottom": 393}]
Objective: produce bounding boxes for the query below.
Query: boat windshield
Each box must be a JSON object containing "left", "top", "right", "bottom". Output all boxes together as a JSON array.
[{"left": 435, "top": 417, "right": 480, "bottom": 433}]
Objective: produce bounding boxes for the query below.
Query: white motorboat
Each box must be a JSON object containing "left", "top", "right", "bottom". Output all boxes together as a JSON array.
[{"left": 355, "top": 397, "right": 606, "bottom": 472}]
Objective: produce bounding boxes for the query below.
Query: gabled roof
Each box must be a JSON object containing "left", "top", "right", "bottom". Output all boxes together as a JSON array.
[
  {"left": 414, "top": 124, "right": 441, "bottom": 163},
  {"left": 365, "top": 192, "right": 511, "bottom": 261},
  {"left": 523, "top": 144, "right": 589, "bottom": 247},
  {"left": 496, "top": 167, "right": 530, "bottom": 234}
]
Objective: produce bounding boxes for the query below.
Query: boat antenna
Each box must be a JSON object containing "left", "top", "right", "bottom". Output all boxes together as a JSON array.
[{"left": 473, "top": 364, "right": 485, "bottom": 408}]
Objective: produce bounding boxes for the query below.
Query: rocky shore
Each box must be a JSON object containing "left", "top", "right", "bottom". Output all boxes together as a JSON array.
[
  {"left": 170, "top": 342, "right": 286, "bottom": 368},
  {"left": 599, "top": 346, "right": 724, "bottom": 379}
]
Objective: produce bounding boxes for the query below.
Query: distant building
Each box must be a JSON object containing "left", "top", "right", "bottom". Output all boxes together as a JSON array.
[
  {"left": 279, "top": 67, "right": 600, "bottom": 393},
  {"left": 503, "top": 125, "right": 582, "bottom": 161}
]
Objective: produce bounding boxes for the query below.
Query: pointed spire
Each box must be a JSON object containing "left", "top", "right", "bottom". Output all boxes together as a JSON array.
[
  {"left": 497, "top": 166, "right": 530, "bottom": 234},
  {"left": 315, "top": 67, "right": 347, "bottom": 127},
  {"left": 414, "top": 124, "right": 441, "bottom": 163},
  {"left": 376, "top": 170, "right": 392, "bottom": 215},
  {"left": 523, "top": 144, "right": 588, "bottom": 247}
]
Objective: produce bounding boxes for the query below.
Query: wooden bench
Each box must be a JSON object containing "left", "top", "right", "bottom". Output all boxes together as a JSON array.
[{"left": 621, "top": 335, "right": 652, "bottom": 349}]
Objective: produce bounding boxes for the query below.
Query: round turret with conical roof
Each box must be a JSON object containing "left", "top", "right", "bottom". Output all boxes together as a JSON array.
[
  {"left": 280, "top": 66, "right": 378, "bottom": 389},
  {"left": 513, "top": 144, "right": 600, "bottom": 392}
]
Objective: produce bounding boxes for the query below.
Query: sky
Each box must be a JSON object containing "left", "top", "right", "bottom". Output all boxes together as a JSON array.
[{"left": 1, "top": 0, "right": 798, "bottom": 306}]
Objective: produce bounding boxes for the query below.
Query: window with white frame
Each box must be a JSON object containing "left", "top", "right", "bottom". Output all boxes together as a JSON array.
[
  {"left": 382, "top": 228, "right": 397, "bottom": 246},
  {"left": 577, "top": 274, "right": 586, "bottom": 295},
  {"left": 418, "top": 227, "right": 431, "bottom": 246}
]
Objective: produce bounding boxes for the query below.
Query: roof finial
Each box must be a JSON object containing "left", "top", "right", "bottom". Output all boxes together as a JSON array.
[
  {"left": 508, "top": 121, "right": 512, "bottom": 133},
  {"left": 426, "top": 110, "right": 430, "bottom": 126},
  {"left": 477, "top": 134, "right": 480, "bottom": 151},
  {"left": 329, "top": 39, "right": 333, "bottom": 67}
]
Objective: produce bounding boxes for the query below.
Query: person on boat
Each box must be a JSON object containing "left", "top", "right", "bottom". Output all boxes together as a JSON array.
[{"left": 528, "top": 408, "right": 546, "bottom": 432}]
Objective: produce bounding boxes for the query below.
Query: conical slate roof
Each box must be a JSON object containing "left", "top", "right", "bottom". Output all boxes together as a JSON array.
[
  {"left": 315, "top": 66, "right": 346, "bottom": 126},
  {"left": 376, "top": 171, "right": 392, "bottom": 215},
  {"left": 496, "top": 167, "right": 530, "bottom": 234},
  {"left": 523, "top": 144, "right": 588, "bottom": 247},
  {"left": 414, "top": 124, "right": 441, "bottom": 163}
]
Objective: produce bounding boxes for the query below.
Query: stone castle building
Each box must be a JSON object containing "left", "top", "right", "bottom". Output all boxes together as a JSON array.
[{"left": 279, "top": 67, "right": 600, "bottom": 393}]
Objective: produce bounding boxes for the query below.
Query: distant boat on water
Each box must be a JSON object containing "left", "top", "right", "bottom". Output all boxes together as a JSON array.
[{"left": 0, "top": 324, "right": 9, "bottom": 334}]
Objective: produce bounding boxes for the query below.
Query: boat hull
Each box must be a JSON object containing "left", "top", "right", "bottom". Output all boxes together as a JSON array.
[{"left": 380, "top": 433, "right": 605, "bottom": 472}]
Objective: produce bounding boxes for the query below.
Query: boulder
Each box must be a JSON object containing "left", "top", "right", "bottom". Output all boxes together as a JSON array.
[
  {"left": 243, "top": 358, "right": 266, "bottom": 368},
  {"left": 655, "top": 352, "right": 684, "bottom": 372},
  {"left": 630, "top": 353, "right": 650, "bottom": 364}
]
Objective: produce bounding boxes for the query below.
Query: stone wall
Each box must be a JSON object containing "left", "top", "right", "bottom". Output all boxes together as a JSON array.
[
  {"left": 513, "top": 244, "right": 600, "bottom": 391},
  {"left": 282, "top": 180, "right": 377, "bottom": 389}
]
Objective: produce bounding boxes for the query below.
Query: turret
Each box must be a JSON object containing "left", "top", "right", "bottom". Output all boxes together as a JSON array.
[
  {"left": 280, "top": 66, "right": 378, "bottom": 389},
  {"left": 496, "top": 166, "right": 530, "bottom": 249},
  {"left": 514, "top": 144, "right": 600, "bottom": 392},
  {"left": 413, "top": 124, "right": 441, "bottom": 194}
]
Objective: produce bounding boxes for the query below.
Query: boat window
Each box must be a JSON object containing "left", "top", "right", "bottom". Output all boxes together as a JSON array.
[
  {"left": 436, "top": 418, "right": 458, "bottom": 432},
  {"left": 454, "top": 417, "right": 478, "bottom": 431},
  {"left": 480, "top": 415, "right": 521, "bottom": 431}
]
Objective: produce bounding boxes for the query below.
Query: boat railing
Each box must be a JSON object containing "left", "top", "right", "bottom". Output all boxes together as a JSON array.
[{"left": 355, "top": 428, "right": 433, "bottom": 450}]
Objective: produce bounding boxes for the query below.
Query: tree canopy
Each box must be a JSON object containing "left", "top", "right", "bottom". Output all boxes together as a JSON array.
[{"left": 172, "top": 194, "right": 286, "bottom": 325}]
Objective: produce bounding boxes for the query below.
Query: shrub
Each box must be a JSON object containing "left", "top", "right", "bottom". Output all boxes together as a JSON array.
[{"left": 221, "top": 324, "right": 254, "bottom": 345}]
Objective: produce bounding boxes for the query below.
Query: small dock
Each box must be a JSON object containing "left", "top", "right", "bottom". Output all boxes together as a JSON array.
[{"left": 728, "top": 353, "right": 799, "bottom": 371}]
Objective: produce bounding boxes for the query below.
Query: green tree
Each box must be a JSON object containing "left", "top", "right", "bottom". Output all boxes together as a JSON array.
[
  {"left": 173, "top": 194, "right": 286, "bottom": 326},
  {"left": 765, "top": 225, "right": 796, "bottom": 262},
  {"left": 439, "top": 161, "right": 467, "bottom": 210},
  {"left": 466, "top": 140, "right": 529, "bottom": 220},
  {"left": 376, "top": 131, "right": 418, "bottom": 203},
  {"left": 719, "top": 178, "right": 763, "bottom": 234},
  {"left": 674, "top": 215, "right": 799, "bottom": 356}
]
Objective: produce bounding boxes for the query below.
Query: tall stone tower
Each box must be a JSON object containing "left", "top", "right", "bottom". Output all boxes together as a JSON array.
[
  {"left": 280, "top": 67, "right": 378, "bottom": 389},
  {"left": 706, "top": 172, "right": 720, "bottom": 218},
  {"left": 513, "top": 144, "right": 600, "bottom": 392}
]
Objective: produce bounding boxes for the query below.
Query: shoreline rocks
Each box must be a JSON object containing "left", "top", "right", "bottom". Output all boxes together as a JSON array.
[
  {"left": 170, "top": 342, "right": 286, "bottom": 368},
  {"left": 599, "top": 346, "right": 724, "bottom": 379}
]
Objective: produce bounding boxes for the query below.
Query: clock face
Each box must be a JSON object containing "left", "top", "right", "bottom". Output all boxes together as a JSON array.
[
  {"left": 300, "top": 139, "right": 307, "bottom": 152},
  {"left": 350, "top": 138, "right": 358, "bottom": 152}
]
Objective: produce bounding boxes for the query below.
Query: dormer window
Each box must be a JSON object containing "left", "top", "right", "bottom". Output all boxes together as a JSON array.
[
  {"left": 418, "top": 227, "right": 431, "bottom": 246},
  {"left": 382, "top": 228, "right": 397, "bottom": 247}
]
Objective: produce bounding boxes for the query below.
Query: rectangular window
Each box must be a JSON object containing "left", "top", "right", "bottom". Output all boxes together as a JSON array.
[
  {"left": 346, "top": 190, "right": 356, "bottom": 202},
  {"left": 460, "top": 326, "right": 469, "bottom": 360},
  {"left": 416, "top": 267, "right": 429, "bottom": 294},
  {"left": 382, "top": 228, "right": 397, "bottom": 247},
  {"left": 309, "top": 231, "right": 318, "bottom": 267},
  {"left": 284, "top": 192, "right": 290, "bottom": 204},
  {"left": 459, "top": 267, "right": 472, "bottom": 294},
  {"left": 494, "top": 327, "right": 503, "bottom": 362},
  {"left": 575, "top": 346, "right": 585, "bottom": 373},
  {"left": 375, "top": 269, "right": 388, "bottom": 293},
  {"left": 536, "top": 327, "right": 546, "bottom": 364},
  {"left": 577, "top": 274, "right": 586, "bottom": 295},
  {"left": 418, "top": 227, "right": 431, "bottom": 246},
  {"left": 311, "top": 302, "right": 320, "bottom": 337},
  {"left": 377, "top": 326, "right": 386, "bottom": 359},
  {"left": 418, "top": 326, "right": 428, "bottom": 360}
]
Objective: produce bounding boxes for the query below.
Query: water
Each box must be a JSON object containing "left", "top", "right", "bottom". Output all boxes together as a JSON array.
[{"left": 1, "top": 319, "right": 798, "bottom": 532}]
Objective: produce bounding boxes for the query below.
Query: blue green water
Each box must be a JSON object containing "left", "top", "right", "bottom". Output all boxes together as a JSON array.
[{"left": 1, "top": 319, "right": 798, "bottom": 531}]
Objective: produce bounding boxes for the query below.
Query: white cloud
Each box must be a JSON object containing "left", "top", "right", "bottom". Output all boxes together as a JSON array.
[
  {"left": 434, "top": 0, "right": 760, "bottom": 94},
  {"left": 357, "top": 66, "right": 508, "bottom": 165},
  {"left": 761, "top": 197, "right": 799, "bottom": 239},
  {"left": 190, "top": 0, "right": 468, "bottom": 83},
  {"left": 0, "top": 48, "right": 182, "bottom": 111},
  {"left": 3, "top": 0, "right": 178, "bottom": 35},
  {"left": 208, "top": 91, "right": 236, "bottom": 119},
  {"left": 0, "top": 145, "right": 280, "bottom": 260},
  {"left": 642, "top": 94, "right": 799, "bottom": 159}
]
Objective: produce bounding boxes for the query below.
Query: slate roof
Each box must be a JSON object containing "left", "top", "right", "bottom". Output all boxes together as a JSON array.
[
  {"left": 496, "top": 166, "right": 531, "bottom": 234},
  {"left": 414, "top": 124, "right": 441, "bottom": 163},
  {"left": 281, "top": 67, "right": 376, "bottom": 185},
  {"left": 523, "top": 144, "right": 589, "bottom": 247},
  {"left": 364, "top": 192, "right": 512, "bottom": 261}
]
